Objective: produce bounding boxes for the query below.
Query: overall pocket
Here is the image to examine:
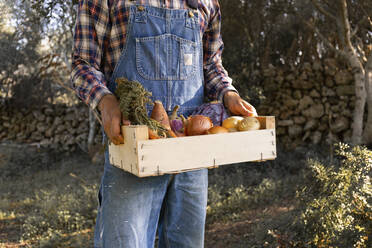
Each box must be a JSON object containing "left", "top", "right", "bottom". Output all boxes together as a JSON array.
[{"left": 135, "top": 34, "right": 197, "bottom": 81}]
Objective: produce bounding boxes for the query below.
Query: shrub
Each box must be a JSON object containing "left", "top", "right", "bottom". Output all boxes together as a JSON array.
[{"left": 294, "top": 143, "right": 372, "bottom": 247}]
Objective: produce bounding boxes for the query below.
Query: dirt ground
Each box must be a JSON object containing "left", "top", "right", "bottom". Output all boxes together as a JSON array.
[{"left": 0, "top": 143, "right": 300, "bottom": 248}]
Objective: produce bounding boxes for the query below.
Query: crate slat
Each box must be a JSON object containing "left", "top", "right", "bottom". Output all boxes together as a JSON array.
[{"left": 109, "top": 116, "right": 276, "bottom": 177}]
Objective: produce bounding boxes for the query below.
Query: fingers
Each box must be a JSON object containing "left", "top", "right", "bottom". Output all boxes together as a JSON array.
[
  {"left": 102, "top": 111, "right": 124, "bottom": 145},
  {"left": 229, "top": 100, "right": 257, "bottom": 117},
  {"left": 99, "top": 94, "right": 125, "bottom": 145},
  {"left": 224, "top": 91, "right": 258, "bottom": 117},
  {"left": 122, "top": 118, "right": 131, "bottom": 126},
  {"left": 241, "top": 100, "right": 258, "bottom": 117},
  {"left": 237, "top": 102, "right": 253, "bottom": 117},
  {"left": 110, "top": 114, "right": 124, "bottom": 145}
]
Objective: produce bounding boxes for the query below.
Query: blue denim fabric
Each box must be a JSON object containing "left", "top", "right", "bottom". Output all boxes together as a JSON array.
[
  {"left": 94, "top": 4, "right": 208, "bottom": 248},
  {"left": 107, "top": 4, "right": 204, "bottom": 116},
  {"left": 94, "top": 152, "right": 207, "bottom": 248}
]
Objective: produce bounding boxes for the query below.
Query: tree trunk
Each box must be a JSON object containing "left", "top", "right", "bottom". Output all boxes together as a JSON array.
[
  {"left": 309, "top": 0, "right": 368, "bottom": 144},
  {"left": 338, "top": 0, "right": 366, "bottom": 144},
  {"left": 363, "top": 53, "right": 372, "bottom": 144},
  {"left": 348, "top": 49, "right": 366, "bottom": 145}
]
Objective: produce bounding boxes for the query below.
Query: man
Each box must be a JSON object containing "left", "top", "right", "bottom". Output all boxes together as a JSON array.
[{"left": 71, "top": 0, "right": 257, "bottom": 247}]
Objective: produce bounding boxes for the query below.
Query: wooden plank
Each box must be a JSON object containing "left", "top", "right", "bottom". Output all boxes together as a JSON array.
[
  {"left": 265, "top": 116, "right": 275, "bottom": 129},
  {"left": 136, "top": 129, "right": 276, "bottom": 177},
  {"left": 109, "top": 125, "right": 148, "bottom": 174},
  {"left": 256, "top": 116, "right": 275, "bottom": 129}
]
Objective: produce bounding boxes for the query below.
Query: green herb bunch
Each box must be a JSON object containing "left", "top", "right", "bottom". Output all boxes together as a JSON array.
[{"left": 115, "top": 78, "right": 167, "bottom": 136}]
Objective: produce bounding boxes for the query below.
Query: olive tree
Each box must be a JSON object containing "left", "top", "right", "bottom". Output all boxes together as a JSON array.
[
  {"left": 0, "top": 0, "right": 45, "bottom": 107},
  {"left": 26, "top": 0, "right": 98, "bottom": 152},
  {"left": 306, "top": 0, "right": 372, "bottom": 144}
]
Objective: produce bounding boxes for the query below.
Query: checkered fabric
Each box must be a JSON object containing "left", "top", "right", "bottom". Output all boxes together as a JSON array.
[{"left": 71, "top": 0, "right": 236, "bottom": 109}]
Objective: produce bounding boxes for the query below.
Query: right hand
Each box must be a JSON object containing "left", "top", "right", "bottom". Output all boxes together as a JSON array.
[{"left": 98, "top": 94, "right": 130, "bottom": 145}]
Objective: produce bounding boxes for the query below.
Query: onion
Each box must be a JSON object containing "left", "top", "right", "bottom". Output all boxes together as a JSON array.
[
  {"left": 185, "top": 115, "right": 213, "bottom": 136},
  {"left": 222, "top": 116, "right": 244, "bottom": 129},
  {"left": 238, "top": 117, "right": 260, "bottom": 131},
  {"left": 170, "top": 119, "right": 183, "bottom": 133},
  {"left": 192, "top": 102, "right": 228, "bottom": 126},
  {"left": 207, "top": 126, "right": 228, "bottom": 134}
]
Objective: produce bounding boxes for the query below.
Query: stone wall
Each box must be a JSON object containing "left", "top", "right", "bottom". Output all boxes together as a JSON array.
[
  {"left": 0, "top": 103, "right": 102, "bottom": 151},
  {"left": 0, "top": 58, "right": 358, "bottom": 151},
  {"left": 257, "top": 59, "right": 355, "bottom": 149}
]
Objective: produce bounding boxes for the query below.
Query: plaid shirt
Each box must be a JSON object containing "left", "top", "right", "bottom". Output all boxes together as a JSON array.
[{"left": 71, "top": 0, "right": 236, "bottom": 110}]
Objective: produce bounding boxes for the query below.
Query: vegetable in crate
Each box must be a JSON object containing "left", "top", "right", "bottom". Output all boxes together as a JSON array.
[
  {"left": 207, "top": 126, "right": 228, "bottom": 134},
  {"left": 169, "top": 105, "right": 185, "bottom": 137},
  {"left": 222, "top": 116, "right": 260, "bottom": 132},
  {"left": 114, "top": 78, "right": 168, "bottom": 138},
  {"left": 151, "top": 101, "right": 171, "bottom": 130},
  {"left": 238, "top": 117, "right": 260, "bottom": 131},
  {"left": 183, "top": 115, "right": 213, "bottom": 136},
  {"left": 191, "top": 101, "right": 228, "bottom": 126},
  {"left": 222, "top": 116, "right": 244, "bottom": 132},
  {"left": 151, "top": 101, "right": 177, "bottom": 138}
]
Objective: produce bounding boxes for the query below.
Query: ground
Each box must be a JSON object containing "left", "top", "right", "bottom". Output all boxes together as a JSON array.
[{"left": 0, "top": 142, "right": 318, "bottom": 248}]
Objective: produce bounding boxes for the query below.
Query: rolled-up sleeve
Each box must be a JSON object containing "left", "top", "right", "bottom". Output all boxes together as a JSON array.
[
  {"left": 203, "top": 0, "right": 237, "bottom": 102},
  {"left": 71, "top": 0, "right": 112, "bottom": 110}
]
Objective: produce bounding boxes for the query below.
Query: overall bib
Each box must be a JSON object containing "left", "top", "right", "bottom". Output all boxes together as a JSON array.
[{"left": 94, "top": 2, "right": 208, "bottom": 247}]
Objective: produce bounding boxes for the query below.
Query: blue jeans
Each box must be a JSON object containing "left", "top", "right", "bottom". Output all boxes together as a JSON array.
[{"left": 94, "top": 152, "right": 208, "bottom": 248}]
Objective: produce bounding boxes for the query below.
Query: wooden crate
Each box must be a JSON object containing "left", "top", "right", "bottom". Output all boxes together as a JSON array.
[{"left": 109, "top": 116, "right": 276, "bottom": 177}]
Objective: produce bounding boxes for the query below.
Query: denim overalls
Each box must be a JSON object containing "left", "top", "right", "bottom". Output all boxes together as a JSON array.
[{"left": 94, "top": 2, "right": 208, "bottom": 247}]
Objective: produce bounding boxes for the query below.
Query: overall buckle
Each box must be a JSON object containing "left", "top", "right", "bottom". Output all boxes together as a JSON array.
[{"left": 135, "top": 5, "right": 147, "bottom": 23}]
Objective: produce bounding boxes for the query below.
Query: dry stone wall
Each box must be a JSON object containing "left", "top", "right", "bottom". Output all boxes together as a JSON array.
[
  {"left": 257, "top": 59, "right": 356, "bottom": 149},
  {"left": 0, "top": 103, "right": 103, "bottom": 151},
  {"left": 0, "top": 58, "right": 358, "bottom": 151}
]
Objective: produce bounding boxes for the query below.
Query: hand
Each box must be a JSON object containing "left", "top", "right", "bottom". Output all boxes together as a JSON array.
[
  {"left": 98, "top": 94, "right": 130, "bottom": 145},
  {"left": 223, "top": 91, "right": 257, "bottom": 117}
]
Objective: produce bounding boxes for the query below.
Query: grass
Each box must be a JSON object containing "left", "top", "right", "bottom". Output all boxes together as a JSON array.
[
  {"left": 1, "top": 142, "right": 369, "bottom": 247},
  {"left": 0, "top": 144, "right": 101, "bottom": 247}
]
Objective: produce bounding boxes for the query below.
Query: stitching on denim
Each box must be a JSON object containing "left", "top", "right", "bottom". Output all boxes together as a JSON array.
[
  {"left": 135, "top": 38, "right": 156, "bottom": 81},
  {"left": 185, "top": 17, "right": 196, "bottom": 29},
  {"left": 137, "top": 33, "right": 196, "bottom": 45},
  {"left": 155, "top": 37, "right": 160, "bottom": 79},
  {"left": 135, "top": 34, "right": 197, "bottom": 81},
  {"left": 167, "top": 35, "right": 171, "bottom": 78},
  {"left": 166, "top": 10, "right": 171, "bottom": 34},
  {"left": 180, "top": 43, "right": 197, "bottom": 80},
  {"left": 135, "top": 6, "right": 196, "bottom": 19},
  {"left": 166, "top": 80, "right": 170, "bottom": 111},
  {"left": 180, "top": 45, "right": 185, "bottom": 80}
]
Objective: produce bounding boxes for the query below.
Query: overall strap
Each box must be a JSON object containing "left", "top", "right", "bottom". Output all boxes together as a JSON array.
[{"left": 187, "top": 0, "right": 198, "bottom": 9}]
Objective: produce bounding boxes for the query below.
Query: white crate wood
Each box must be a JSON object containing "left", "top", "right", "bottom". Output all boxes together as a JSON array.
[{"left": 109, "top": 116, "right": 276, "bottom": 177}]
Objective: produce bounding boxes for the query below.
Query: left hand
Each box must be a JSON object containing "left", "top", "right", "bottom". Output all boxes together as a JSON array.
[{"left": 223, "top": 91, "right": 257, "bottom": 117}]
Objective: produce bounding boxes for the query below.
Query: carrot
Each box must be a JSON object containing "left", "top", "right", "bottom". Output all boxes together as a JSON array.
[{"left": 148, "top": 128, "right": 161, "bottom": 139}]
